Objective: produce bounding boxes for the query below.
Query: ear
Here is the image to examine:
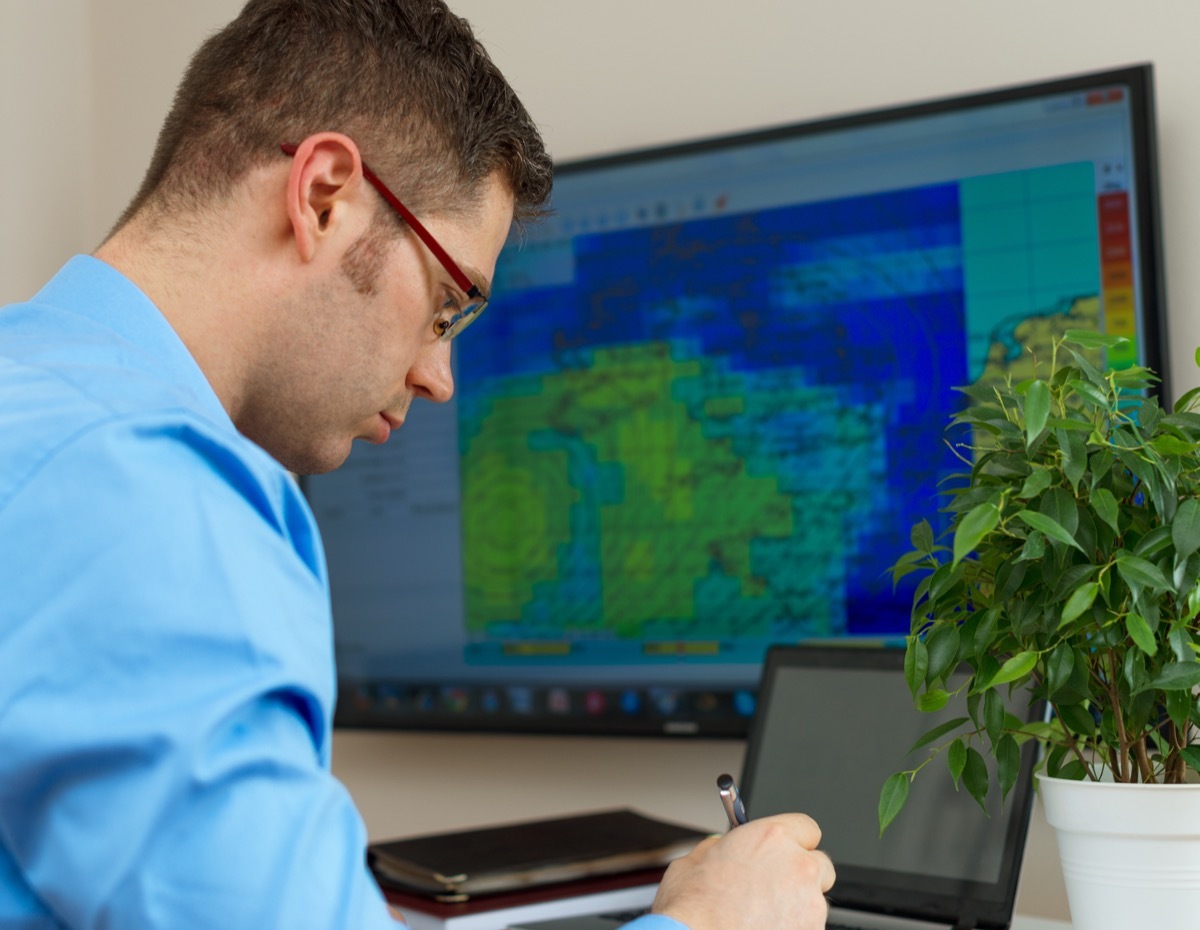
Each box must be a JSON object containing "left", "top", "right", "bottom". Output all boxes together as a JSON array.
[{"left": 283, "top": 132, "right": 367, "bottom": 263}]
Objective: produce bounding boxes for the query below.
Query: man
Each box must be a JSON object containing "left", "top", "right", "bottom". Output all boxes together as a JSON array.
[{"left": 0, "top": 1, "right": 834, "bottom": 927}]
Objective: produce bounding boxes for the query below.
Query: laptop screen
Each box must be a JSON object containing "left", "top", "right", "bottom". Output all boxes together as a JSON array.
[{"left": 740, "top": 644, "right": 1042, "bottom": 929}]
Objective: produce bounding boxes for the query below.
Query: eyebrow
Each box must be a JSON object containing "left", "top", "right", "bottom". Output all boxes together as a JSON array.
[{"left": 462, "top": 264, "right": 492, "bottom": 300}]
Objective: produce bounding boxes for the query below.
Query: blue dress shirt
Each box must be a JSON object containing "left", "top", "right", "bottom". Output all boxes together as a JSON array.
[
  {"left": 0, "top": 256, "right": 688, "bottom": 930},
  {"left": 0, "top": 257, "right": 395, "bottom": 928}
]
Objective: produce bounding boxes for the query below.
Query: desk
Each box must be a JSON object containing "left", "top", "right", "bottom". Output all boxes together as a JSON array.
[{"left": 332, "top": 730, "right": 1074, "bottom": 927}]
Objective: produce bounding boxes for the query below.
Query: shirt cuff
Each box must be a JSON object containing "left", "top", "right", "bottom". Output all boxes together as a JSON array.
[{"left": 622, "top": 915, "right": 689, "bottom": 930}]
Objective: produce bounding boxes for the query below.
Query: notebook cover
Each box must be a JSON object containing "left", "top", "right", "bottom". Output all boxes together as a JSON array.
[
  {"left": 368, "top": 809, "right": 707, "bottom": 899},
  {"left": 378, "top": 866, "right": 666, "bottom": 916}
]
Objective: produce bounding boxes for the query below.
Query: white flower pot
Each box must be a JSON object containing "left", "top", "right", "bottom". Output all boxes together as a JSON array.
[{"left": 1037, "top": 774, "right": 1200, "bottom": 929}]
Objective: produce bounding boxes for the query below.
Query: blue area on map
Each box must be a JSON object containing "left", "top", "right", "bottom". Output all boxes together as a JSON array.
[{"left": 460, "top": 183, "right": 967, "bottom": 637}]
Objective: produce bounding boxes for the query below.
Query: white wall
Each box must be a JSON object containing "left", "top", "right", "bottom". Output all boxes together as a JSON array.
[{"left": 15, "top": 0, "right": 1200, "bottom": 921}]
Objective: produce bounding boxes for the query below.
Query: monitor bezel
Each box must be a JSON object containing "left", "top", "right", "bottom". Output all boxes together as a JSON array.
[{"left": 323, "top": 63, "right": 1167, "bottom": 738}]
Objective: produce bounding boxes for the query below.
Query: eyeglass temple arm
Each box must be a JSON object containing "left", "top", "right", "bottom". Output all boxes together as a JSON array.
[{"left": 278, "top": 142, "right": 481, "bottom": 299}]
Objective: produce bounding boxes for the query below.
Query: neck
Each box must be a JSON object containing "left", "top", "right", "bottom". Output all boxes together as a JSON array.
[{"left": 93, "top": 200, "right": 282, "bottom": 425}]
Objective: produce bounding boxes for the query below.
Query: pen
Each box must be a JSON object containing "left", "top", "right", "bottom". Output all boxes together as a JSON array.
[{"left": 716, "top": 773, "right": 748, "bottom": 830}]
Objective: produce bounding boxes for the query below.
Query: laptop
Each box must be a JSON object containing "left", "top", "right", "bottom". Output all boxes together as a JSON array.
[{"left": 512, "top": 642, "right": 1042, "bottom": 930}]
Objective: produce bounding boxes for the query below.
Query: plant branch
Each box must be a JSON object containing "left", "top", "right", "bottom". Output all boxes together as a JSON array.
[
  {"left": 1050, "top": 700, "right": 1097, "bottom": 780},
  {"left": 1134, "top": 735, "right": 1154, "bottom": 784},
  {"left": 1105, "top": 652, "right": 1131, "bottom": 782}
]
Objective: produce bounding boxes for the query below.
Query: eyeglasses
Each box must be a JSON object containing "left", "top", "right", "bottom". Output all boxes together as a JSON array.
[{"left": 280, "top": 142, "right": 488, "bottom": 341}]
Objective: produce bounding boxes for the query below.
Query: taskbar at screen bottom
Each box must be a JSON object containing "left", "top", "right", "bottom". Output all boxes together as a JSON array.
[{"left": 333, "top": 680, "right": 758, "bottom": 737}]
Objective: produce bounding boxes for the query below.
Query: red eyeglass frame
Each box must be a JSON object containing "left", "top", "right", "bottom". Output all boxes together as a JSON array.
[{"left": 279, "top": 142, "right": 485, "bottom": 309}]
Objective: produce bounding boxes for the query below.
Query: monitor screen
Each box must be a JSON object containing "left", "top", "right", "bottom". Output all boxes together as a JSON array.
[{"left": 304, "top": 64, "right": 1167, "bottom": 737}]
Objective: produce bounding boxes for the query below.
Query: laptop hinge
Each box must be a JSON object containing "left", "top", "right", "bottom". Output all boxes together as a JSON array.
[{"left": 951, "top": 911, "right": 978, "bottom": 930}]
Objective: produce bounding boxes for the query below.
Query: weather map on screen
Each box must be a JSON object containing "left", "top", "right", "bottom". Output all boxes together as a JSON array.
[
  {"left": 303, "top": 66, "right": 1165, "bottom": 736},
  {"left": 458, "top": 160, "right": 1118, "bottom": 659}
]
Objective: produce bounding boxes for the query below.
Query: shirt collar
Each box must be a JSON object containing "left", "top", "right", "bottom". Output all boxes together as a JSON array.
[{"left": 33, "top": 254, "right": 232, "bottom": 428}]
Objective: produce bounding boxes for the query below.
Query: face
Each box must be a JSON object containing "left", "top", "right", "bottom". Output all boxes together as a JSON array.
[{"left": 239, "top": 171, "right": 515, "bottom": 475}]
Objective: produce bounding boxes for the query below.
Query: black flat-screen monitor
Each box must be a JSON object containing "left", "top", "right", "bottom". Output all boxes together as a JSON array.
[{"left": 304, "top": 64, "right": 1167, "bottom": 737}]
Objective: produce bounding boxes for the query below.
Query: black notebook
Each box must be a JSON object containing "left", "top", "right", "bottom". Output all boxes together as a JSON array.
[{"left": 368, "top": 808, "right": 709, "bottom": 901}]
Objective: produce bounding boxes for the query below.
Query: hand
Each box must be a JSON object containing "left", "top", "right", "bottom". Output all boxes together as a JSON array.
[{"left": 650, "top": 813, "right": 835, "bottom": 930}]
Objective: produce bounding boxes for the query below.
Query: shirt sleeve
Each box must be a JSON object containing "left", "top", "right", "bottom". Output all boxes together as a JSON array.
[{"left": 0, "top": 414, "right": 397, "bottom": 929}]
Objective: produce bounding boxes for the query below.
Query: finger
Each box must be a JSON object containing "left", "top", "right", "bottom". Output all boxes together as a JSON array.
[
  {"left": 809, "top": 848, "right": 836, "bottom": 893},
  {"left": 751, "top": 811, "right": 823, "bottom": 849}
]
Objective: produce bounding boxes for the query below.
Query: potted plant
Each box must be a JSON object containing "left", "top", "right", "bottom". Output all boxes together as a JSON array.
[{"left": 878, "top": 331, "right": 1200, "bottom": 929}]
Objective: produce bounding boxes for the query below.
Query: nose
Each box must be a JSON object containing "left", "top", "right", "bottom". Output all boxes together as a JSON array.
[{"left": 409, "top": 336, "right": 454, "bottom": 403}]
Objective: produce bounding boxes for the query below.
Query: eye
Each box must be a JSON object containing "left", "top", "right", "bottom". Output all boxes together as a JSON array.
[{"left": 433, "top": 289, "right": 463, "bottom": 338}]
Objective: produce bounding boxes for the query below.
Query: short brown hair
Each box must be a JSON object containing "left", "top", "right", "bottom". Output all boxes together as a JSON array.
[{"left": 115, "top": 0, "right": 552, "bottom": 231}]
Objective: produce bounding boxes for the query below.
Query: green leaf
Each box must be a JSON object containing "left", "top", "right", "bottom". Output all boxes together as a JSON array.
[
  {"left": 1091, "top": 487, "right": 1121, "bottom": 535},
  {"left": 1181, "top": 746, "right": 1200, "bottom": 776},
  {"left": 1166, "top": 689, "right": 1191, "bottom": 731},
  {"left": 1041, "top": 488, "right": 1079, "bottom": 536},
  {"left": 1112, "top": 366, "right": 1157, "bottom": 390},
  {"left": 1151, "top": 435, "right": 1200, "bottom": 457},
  {"left": 1045, "top": 641, "right": 1075, "bottom": 697},
  {"left": 1056, "top": 759, "right": 1089, "bottom": 781},
  {"left": 929, "top": 561, "right": 965, "bottom": 602},
  {"left": 1060, "top": 582, "right": 1099, "bottom": 627},
  {"left": 1169, "top": 624, "right": 1193, "bottom": 663},
  {"left": 996, "top": 734, "right": 1020, "bottom": 801},
  {"left": 1138, "top": 661, "right": 1200, "bottom": 693},
  {"left": 1134, "top": 525, "right": 1174, "bottom": 560},
  {"left": 1174, "top": 499, "right": 1200, "bottom": 560},
  {"left": 1024, "top": 380, "right": 1051, "bottom": 447},
  {"left": 982, "top": 689, "right": 1004, "bottom": 745},
  {"left": 1066, "top": 378, "right": 1110, "bottom": 409},
  {"left": 1056, "top": 702, "right": 1097, "bottom": 737},
  {"left": 989, "top": 651, "right": 1039, "bottom": 688},
  {"left": 1176, "top": 385, "right": 1200, "bottom": 412},
  {"left": 908, "top": 716, "right": 971, "bottom": 754},
  {"left": 962, "top": 747, "right": 990, "bottom": 814},
  {"left": 948, "top": 737, "right": 967, "bottom": 787},
  {"left": 916, "top": 689, "right": 951, "bottom": 712},
  {"left": 878, "top": 773, "right": 910, "bottom": 835},
  {"left": 972, "top": 608, "right": 999, "bottom": 660},
  {"left": 1116, "top": 554, "right": 1172, "bottom": 592},
  {"left": 925, "top": 625, "right": 961, "bottom": 683},
  {"left": 1016, "top": 511, "right": 1083, "bottom": 552},
  {"left": 1018, "top": 468, "right": 1054, "bottom": 500},
  {"left": 1045, "top": 743, "right": 1069, "bottom": 777},
  {"left": 1065, "top": 329, "right": 1129, "bottom": 349},
  {"left": 1017, "top": 531, "right": 1047, "bottom": 562},
  {"left": 954, "top": 502, "right": 1000, "bottom": 565},
  {"left": 911, "top": 519, "right": 935, "bottom": 553},
  {"left": 1125, "top": 612, "right": 1158, "bottom": 655},
  {"left": 904, "top": 637, "right": 929, "bottom": 698},
  {"left": 1061, "top": 429, "right": 1088, "bottom": 491},
  {"left": 1064, "top": 345, "right": 1109, "bottom": 389}
]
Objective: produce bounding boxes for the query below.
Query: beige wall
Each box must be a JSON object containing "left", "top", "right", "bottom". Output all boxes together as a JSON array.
[
  {"left": 15, "top": 0, "right": 1200, "bottom": 920},
  {"left": 73, "top": 0, "right": 1200, "bottom": 397},
  {"left": 1, "top": 1, "right": 90, "bottom": 304}
]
